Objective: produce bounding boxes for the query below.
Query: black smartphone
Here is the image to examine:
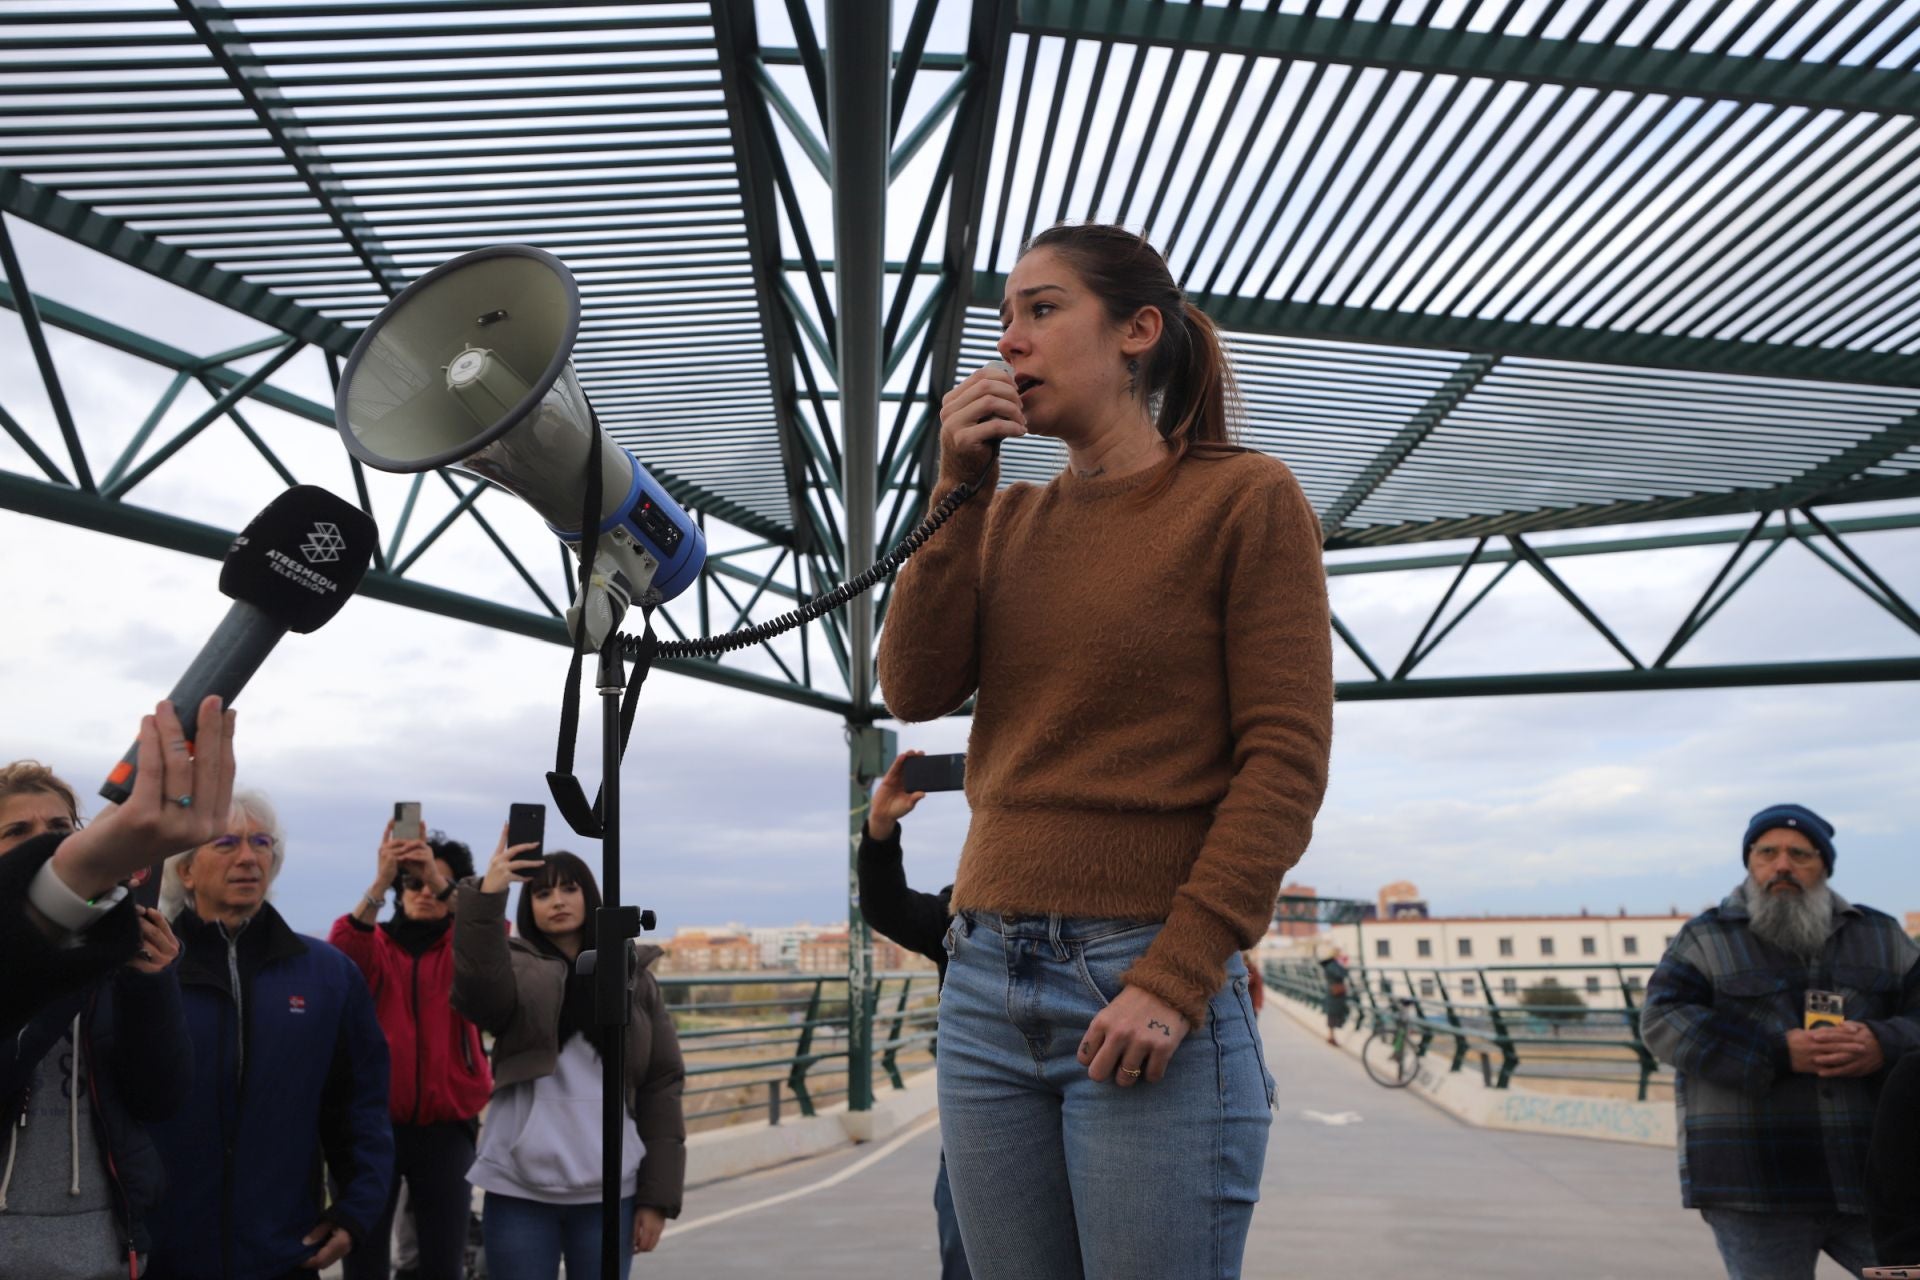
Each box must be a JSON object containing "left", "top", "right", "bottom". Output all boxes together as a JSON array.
[
  {"left": 392, "top": 801, "right": 423, "bottom": 842},
  {"left": 900, "top": 753, "right": 967, "bottom": 793},
  {"left": 507, "top": 802, "right": 546, "bottom": 859}
]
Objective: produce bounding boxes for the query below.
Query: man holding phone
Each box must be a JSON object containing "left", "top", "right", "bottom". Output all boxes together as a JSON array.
[
  {"left": 1643, "top": 804, "right": 1920, "bottom": 1279},
  {"left": 331, "top": 812, "right": 493, "bottom": 1280}
]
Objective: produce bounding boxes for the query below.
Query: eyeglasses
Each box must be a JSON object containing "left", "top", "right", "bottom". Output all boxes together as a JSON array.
[
  {"left": 398, "top": 875, "right": 429, "bottom": 892},
  {"left": 208, "top": 833, "right": 277, "bottom": 853},
  {"left": 1751, "top": 843, "right": 1820, "bottom": 865}
]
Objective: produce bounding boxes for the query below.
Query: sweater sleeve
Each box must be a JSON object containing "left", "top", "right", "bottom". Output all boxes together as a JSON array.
[
  {"left": 450, "top": 879, "right": 520, "bottom": 1035},
  {"left": 876, "top": 458, "right": 999, "bottom": 722},
  {"left": 1122, "top": 463, "right": 1334, "bottom": 1025}
]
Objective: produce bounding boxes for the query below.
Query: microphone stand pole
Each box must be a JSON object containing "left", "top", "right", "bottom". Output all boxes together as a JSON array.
[{"left": 591, "top": 635, "right": 644, "bottom": 1280}]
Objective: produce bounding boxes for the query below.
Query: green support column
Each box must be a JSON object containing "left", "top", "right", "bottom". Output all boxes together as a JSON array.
[{"left": 846, "top": 723, "right": 897, "bottom": 1126}]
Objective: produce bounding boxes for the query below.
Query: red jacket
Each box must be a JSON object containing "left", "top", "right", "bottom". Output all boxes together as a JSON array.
[{"left": 330, "top": 915, "right": 492, "bottom": 1125}]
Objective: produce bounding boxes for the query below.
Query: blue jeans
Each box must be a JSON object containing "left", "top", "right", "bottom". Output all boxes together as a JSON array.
[
  {"left": 481, "top": 1191, "right": 636, "bottom": 1280},
  {"left": 937, "top": 912, "right": 1274, "bottom": 1280},
  {"left": 1701, "top": 1207, "right": 1876, "bottom": 1279},
  {"left": 934, "top": 1150, "right": 973, "bottom": 1280}
]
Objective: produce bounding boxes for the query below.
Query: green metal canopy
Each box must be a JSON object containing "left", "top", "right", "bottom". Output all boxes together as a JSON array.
[{"left": 4, "top": 0, "right": 1920, "bottom": 718}]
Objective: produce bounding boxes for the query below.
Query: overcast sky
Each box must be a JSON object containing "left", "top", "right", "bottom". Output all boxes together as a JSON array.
[{"left": 3, "top": 0, "right": 1919, "bottom": 940}]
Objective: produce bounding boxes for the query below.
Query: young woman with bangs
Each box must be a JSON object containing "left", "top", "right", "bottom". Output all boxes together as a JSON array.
[{"left": 452, "top": 841, "right": 685, "bottom": 1280}]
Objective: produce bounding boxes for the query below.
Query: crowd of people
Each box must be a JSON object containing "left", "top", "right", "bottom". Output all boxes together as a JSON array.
[
  {"left": 0, "top": 697, "right": 685, "bottom": 1280},
  {"left": 4, "top": 220, "right": 1915, "bottom": 1280}
]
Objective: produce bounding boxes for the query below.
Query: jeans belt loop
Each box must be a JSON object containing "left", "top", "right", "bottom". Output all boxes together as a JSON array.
[{"left": 1047, "top": 913, "right": 1067, "bottom": 961}]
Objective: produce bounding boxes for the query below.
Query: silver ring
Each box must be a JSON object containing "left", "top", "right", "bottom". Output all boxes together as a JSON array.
[{"left": 173, "top": 794, "right": 193, "bottom": 809}]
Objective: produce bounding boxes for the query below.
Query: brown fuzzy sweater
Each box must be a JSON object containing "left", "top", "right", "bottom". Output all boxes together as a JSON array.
[{"left": 877, "top": 446, "right": 1333, "bottom": 1023}]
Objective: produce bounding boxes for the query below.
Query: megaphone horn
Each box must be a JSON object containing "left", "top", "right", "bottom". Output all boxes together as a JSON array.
[{"left": 334, "top": 245, "right": 705, "bottom": 649}]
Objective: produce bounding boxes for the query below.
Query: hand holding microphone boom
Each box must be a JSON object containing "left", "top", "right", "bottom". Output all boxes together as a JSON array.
[{"left": 99, "top": 486, "right": 378, "bottom": 804}]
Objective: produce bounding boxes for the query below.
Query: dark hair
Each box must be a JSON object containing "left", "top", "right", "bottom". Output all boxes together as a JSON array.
[
  {"left": 391, "top": 830, "right": 476, "bottom": 911},
  {"left": 426, "top": 832, "right": 475, "bottom": 882},
  {"left": 513, "top": 850, "right": 601, "bottom": 949},
  {"left": 514, "top": 851, "right": 610, "bottom": 1055},
  {"left": 1020, "top": 223, "right": 1243, "bottom": 475}
]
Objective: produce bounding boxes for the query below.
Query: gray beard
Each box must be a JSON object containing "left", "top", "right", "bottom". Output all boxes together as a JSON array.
[{"left": 1740, "top": 877, "right": 1834, "bottom": 959}]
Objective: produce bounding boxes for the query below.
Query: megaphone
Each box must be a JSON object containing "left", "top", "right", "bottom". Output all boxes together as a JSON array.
[{"left": 334, "top": 245, "right": 705, "bottom": 650}]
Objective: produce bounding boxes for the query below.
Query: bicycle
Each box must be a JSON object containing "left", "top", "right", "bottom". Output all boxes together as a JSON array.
[{"left": 1361, "top": 997, "right": 1421, "bottom": 1088}]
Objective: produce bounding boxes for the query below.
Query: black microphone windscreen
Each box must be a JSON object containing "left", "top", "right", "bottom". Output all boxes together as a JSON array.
[{"left": 220, "top": 485, "right": 379, "bottom": 633}]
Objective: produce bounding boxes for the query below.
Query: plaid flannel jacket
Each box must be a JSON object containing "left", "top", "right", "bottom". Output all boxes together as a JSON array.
[{"left": 1642, "top": 890, "right": 1920, "bottom": 1214}]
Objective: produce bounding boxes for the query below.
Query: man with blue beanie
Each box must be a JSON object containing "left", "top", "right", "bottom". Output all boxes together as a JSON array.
[{"left": 1643, "top": 802, "right": 1920, "bottom": 1279}]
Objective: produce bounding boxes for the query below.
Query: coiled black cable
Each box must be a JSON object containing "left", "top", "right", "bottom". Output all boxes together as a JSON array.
[{"left": 625, "top": 453, "right": 995, "bottom": 661}]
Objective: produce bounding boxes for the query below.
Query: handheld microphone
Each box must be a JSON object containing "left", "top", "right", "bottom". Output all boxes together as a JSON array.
[
  {"left": 982, "top": 358, "right": 1014, "bottom": 457},
  {"left": 99, "top": 486, "right": 379, "bottom": 804}
]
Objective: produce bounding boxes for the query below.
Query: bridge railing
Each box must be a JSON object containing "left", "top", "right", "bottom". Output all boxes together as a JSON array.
[
  {"left": 657, "top": 971, "right": 939, "bottom": 1128},
  {"left": 1266, "top": 957, "right": 1669, "bottom": 1100}
]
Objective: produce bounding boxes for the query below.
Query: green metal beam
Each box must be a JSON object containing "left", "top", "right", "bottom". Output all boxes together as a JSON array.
[
  {"left": 969, "top": 274, "right": 1920, "bottom": 389},
  {"left": 0, "top": 471, "right": 853, "bottom": 716},
  {"left": 1324, "top": 355, "right": 1497, "bottom": 531},
  {"left": 1325, "top": 510, "right": 1920, "bottom": 576},
  {"left": 0, "top": 279, "right": 793, "bottom": 543},
  {"left": 1017, "top": 0, "right": 1920, "bottom": 116},
  {"left": 714, "top": 0, "right": 816, "bottom": 555},
  {"left": 827, "top": 0, "right": 892, "bottom": 717},
  {"left": 0, "top": 172, "right": 355, "bottom": 357},
  {"left": 1334, "top": 658, "right": 1920, "bottom": 701}
]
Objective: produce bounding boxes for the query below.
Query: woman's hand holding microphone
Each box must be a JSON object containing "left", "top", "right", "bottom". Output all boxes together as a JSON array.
[{"left": 939, "top": 359, "right": 1027, "bottom": 474}]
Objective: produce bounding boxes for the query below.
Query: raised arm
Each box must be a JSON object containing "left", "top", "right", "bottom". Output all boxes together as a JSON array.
[
  {"left": 450, "top": 828, "right": 545, "bottom": 1034},
  {"left": 877, "top": 364, "right": 1021, "bottom": 722}
]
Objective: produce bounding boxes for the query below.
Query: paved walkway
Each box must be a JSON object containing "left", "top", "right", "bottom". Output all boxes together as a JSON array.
[{"left": 643, "top": 1010, "right": 1851, "bottom": 1278}]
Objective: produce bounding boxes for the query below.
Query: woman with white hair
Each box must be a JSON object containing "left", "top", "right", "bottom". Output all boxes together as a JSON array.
[{"left": 145, "top": 789, "right": 396, "bottom": 1280}]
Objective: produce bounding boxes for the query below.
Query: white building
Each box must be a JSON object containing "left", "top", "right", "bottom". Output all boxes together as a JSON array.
[
  {"left": 748, "top": 924, "right": 832, "bottom": 970},
  {"left": 1318, "top": 911, "right": 1694, "bottom": 1009}
]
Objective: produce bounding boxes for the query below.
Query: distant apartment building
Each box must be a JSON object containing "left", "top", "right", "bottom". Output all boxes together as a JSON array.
[
  {"left": 1320, "top": 909, "right": 1692, "bottom": 1009},
  {"left": 795, "top": 931, "right": 930, "bottom": 973},
  {"left": 749, "top": 925, "right": 819, "bottom": 970},
  {"left": 1906, "top": 910, "right": 1920, "bottom": 939},
  {"left": 1272, "top": 882, "right": 1320, "bottom": 937},
  {"left": 658, "top": 930, "right": 758, "bottom": 973}
]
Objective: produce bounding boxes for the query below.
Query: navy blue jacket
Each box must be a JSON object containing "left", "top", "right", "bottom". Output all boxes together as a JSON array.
[
  {"left": 2, "top": 961, "right": 194, "bottom": 1260},
  {"left": 146, "top": 902, "right": 393, "bottom": 1280}
]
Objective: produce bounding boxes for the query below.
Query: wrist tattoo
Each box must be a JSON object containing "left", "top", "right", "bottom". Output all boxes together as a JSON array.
[{"left": 1148, "top": 1019, "right": 1172, "bottom": 1037}]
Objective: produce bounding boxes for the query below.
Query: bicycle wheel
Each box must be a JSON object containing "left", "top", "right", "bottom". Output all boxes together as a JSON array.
[{"left": 1362, "top": 1027, "right": 1418, "bottom": 1088}]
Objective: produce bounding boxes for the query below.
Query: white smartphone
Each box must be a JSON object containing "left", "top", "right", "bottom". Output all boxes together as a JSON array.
[{"left": 392, "top": 801, "right": 423, "bottom": 842}]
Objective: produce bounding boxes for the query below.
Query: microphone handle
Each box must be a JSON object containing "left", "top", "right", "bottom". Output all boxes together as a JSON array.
[{"left": 99, "top": 601, "right": 289, "bottom": 805}]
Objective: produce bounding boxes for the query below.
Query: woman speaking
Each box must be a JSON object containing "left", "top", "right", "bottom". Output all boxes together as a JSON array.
[{"left": 878, "top": 223, "right": 1334, "bottom": 1280}]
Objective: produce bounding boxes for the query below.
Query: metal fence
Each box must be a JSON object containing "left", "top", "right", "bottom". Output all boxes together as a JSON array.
[
  {"left": 1266, "top": 958, "right": 1671, "bottom": 1100},
  {"left": 658, "top": 971, "right": 938, "bottom": 1128}
]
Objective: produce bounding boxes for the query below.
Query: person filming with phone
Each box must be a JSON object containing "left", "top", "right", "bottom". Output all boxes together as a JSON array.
[
  {"left": 877, "top": 222, "right": 1334, "bottom": 1280},
  {"left": 452, "top": 830, "right": 685, "bottom": 1280},
  {"left": 329, "top": 813, "right": 491, "bottom": 1280},
  {"left": 860, "top": 750, "right": 970, "bottom": 1280}
]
